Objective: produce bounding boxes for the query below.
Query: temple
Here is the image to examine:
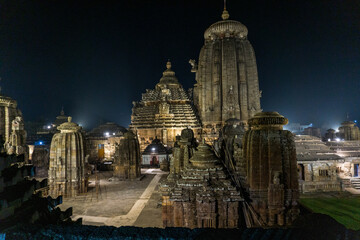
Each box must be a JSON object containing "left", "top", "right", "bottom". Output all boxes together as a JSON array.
[
  {"left": 191, "top": 6, "right": 262, "bottom": 142},
  {"left": 161, "top": 129, "right": 243, "bottom": 228},
  {"left": 48, "top": 117, "right": 87, "bottom": 197},
  {"left": 242, "top": 112, "right": 299, "bottom": 226},
  {"left": 130, "top": 61, "right": 201, "bottom": 150},
  {"left": 112, "top": 131, "right": 141, "bottom": 180}
]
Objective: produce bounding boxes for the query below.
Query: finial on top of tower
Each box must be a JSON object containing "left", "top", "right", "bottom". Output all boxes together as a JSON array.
[
  {"left": 166, "top": 60, "right": 172, "bottom": 69},
  {"left": 68, "top": 116, "right": 72, "bottom": 123},
  {"left": 222, "top": 0, "right": 230, "bottom": 20},
  {"left": 61, "top": 106, "right": 65, "bottom": 116}
]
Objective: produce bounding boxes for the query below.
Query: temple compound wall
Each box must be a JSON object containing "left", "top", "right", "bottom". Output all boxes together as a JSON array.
[{"left": 48, "top": 117, "right": 87, "bottom": 198}]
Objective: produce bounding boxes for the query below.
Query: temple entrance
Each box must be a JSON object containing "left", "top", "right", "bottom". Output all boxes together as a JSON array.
[
  {"left": 354, "top": 164, "right": 359, "bottom": 177},
  {"left": 150, "top": 156, "right": 159, "bottom": 167},
  {"left": 98, "top": 144, "right": 105, "bottom": 159}
]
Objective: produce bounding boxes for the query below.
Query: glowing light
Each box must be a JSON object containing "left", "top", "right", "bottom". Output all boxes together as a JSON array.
[
  {"left": 151, "top": 148, "right": 156, "bottom": 151},
  {"left": 335, "top": 138, "right": 340, "bottom": 142},
  {"left": 105, "top": 132, "right": 110, "bottom": 137},
  {"left": 328, "top": 138, "right": 331, "bottom": 142},
  {"left": 113, "top": 133, "right": 115, "bottom": 135},
  {"left": 39, "top": 141, "right": 43, "bottom": 145},
  {"left": 47, "top": 125, "right": 51, "bottom": 129}
]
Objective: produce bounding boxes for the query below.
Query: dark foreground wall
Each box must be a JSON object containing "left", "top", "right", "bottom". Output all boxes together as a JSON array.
[{"left": 3, "top": 214, "right": 360, "bottom": 240}]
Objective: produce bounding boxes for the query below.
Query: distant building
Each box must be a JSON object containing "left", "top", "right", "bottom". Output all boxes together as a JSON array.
[
  {"left": 295, "top": 135, "right": 343, "bottom": 193},
  {"left": 295, "top": 135, "right": 360, "bottom": 192},
  {"left": 338, "top": 120, "right": 360, "bottom": 141},
  {"left": 303, "top": 127, "right": 321, "bottom": 138},
  {"left": 85, "top": 122, "right": 127, "bottom": 163}
]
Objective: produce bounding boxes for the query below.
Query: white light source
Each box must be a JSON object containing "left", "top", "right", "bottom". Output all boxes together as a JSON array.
[
  {"left": 113, "top": 132, "right": 115, "bottom": 135},
  {"left": 47, "top": 125, "right": 51, "bottom": 129},
  {"left": 105, "top": 132, "right": 110, "bottom": 137},
  {"left": 328, "top": 138, "right": 331, "bottom": 142},
  {"left": 151, "top": 148, "right": 156, "bottom": 151},
  {"left": 335, "top": 138, "right": 340, "bottom": 142}
]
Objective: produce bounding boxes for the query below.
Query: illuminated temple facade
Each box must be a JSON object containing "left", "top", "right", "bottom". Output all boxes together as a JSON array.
[
  {"left": 130, "top": 7, "right": 263, "bottom": 146},
  {"left": 130, "top": 61, "right": 201, "bottom": 150}
]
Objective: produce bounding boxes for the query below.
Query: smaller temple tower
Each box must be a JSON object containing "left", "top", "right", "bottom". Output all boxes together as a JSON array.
[
  {"left": 113, "top": 131, "right": 141, "bottom": 180},
  {"left": 48, "top": 117, "right": 87, "bottom": 197},
  {"left": 243, "top": 112, "right": 299, "bottom": 227},
  {"left": 162, "top": 138, "right": 243, "bottom": 228},
  {"left": 338, "top": 121, "right": 360, "bottom": 141},
  {"left": 168, "top": 128, "right": 197, "bottom": 180}
]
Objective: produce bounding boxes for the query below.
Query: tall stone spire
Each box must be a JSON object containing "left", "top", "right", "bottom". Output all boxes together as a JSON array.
[{"left": 192, "top": 4, "right": 261, "bottom": 142}]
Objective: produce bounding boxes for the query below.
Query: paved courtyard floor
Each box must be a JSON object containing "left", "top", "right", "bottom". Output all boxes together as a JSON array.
[{"left": 58, "top": 168, "right": 167, "bottom": 227}]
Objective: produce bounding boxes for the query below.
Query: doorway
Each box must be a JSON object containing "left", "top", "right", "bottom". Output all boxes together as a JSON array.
[
  {"left": 355, "top": 164, "right": 359, "bottom": 177},
  {"left": 98, "top": 144, "right": 105, "bottom": 159}
]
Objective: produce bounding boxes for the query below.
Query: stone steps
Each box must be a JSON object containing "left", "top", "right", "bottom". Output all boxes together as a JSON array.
[{"left": 350, "top": 178, "right": 360, "bottom": 189}]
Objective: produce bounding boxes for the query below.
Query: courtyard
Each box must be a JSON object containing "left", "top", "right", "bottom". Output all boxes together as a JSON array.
[{"left": 58, "top": 169, "right": 166, "bottom": 227}]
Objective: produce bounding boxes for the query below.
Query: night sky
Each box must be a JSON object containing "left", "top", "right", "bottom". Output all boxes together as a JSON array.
[{"left": 0, "top": 0, "right": 359, "bottom": 131}]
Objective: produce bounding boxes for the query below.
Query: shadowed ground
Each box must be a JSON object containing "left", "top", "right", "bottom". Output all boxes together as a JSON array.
[{"left": 300, "top": 196, "right": 360, "bottom": 230}]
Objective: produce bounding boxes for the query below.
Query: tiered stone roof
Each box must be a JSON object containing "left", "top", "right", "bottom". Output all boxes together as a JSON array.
[
  {"left": 295, "top": 135, "right": 343, "bottom": 161},
  {"left": 130, "top": 61, "right": 200, "bottom": 130}
]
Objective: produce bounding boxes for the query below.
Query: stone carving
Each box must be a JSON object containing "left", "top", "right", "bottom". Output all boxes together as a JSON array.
[
  {"left": 242, "top": 112, "right": 299, "bottom": 226},
  {"left": 189, "top": 59, "right": 197, "bottom": 72},
  {"left": 161, "top": 132, "right": 242, "bottom": 228},
  {"left": 6, "top": 116, "right": 27, "bottom": 157},
  {"left": 159, "top": 102, "right": 170, "bottom": 115}
]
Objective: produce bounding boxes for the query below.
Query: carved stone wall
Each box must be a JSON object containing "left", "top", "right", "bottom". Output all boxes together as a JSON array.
[
  {"left": 130, "top": 62, "right": 201, "bottom": 151},
  {"left": 243, "top": 112, "right": 299, "bottom": 227},
  {"left": 113, "top": 131, "right": 141, "bottom": 180},
  {"left": 193, "top": 10, "right": 261, "bottom": 142},
  {"left": 48, "top": 117, "right": 87, "bottom": 198},
  {"left": 161, "top": 131, "right": 243, "bottom": 228}
]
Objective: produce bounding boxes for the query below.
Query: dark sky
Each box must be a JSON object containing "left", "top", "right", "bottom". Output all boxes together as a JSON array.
[{"left": 0, "top": 0, "right": 359, "bottom": 131}]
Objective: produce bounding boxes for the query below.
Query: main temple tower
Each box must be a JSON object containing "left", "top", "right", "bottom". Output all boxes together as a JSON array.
[{"left": 192, "top": 4, "right": 261, "bottom": 138}]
